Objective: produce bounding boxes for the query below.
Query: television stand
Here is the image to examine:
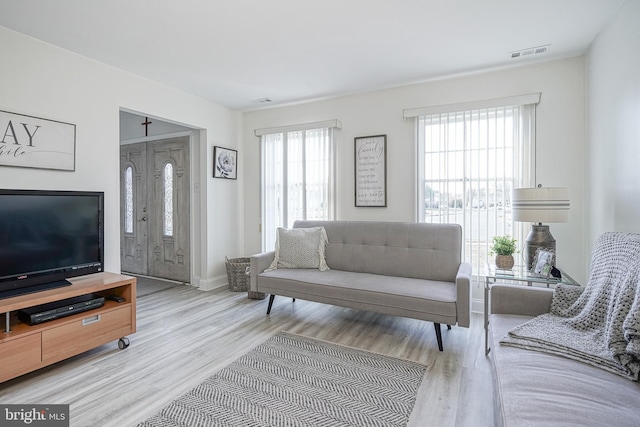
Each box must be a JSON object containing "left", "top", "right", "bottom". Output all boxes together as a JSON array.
[{"left": 0, "top": 272, "right": 136, "bottom": 383}]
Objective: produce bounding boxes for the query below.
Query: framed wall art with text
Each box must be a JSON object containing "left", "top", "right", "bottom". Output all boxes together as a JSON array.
[
  {"left": 354, "top": 134, "right": 386, "bottom": 207},
  {"left": 1, "top": 109, "right": 76, "bottom": 171}
]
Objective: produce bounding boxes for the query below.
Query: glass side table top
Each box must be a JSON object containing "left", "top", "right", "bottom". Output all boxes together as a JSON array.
[
  {"left": 483, "top": 264, "right": 579, "bottom": 355},
  {"left": 484, "top": 264, "right": 579, "bottom": 287}
]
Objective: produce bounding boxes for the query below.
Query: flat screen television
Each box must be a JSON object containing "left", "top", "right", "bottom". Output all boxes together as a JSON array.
[{"left": 0, "top": 189, "right": 104, "bottom": 299}]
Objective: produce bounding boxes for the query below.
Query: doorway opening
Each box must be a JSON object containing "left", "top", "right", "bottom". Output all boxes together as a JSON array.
[{"left": 119, "top": 111, "right": 200, "bottom": 285}]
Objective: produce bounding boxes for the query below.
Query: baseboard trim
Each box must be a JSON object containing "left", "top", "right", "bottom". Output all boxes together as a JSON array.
[
  {"left": 196, "top": 274, "right": 228, "bottom": 291},
  {"left": 471, "top": 298, "right": 484, "bottom": 315}
]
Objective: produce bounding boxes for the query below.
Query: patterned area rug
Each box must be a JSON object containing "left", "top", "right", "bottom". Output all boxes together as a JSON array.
[{"left": 136, "top": 331, "right": 427, "bottom": 426}]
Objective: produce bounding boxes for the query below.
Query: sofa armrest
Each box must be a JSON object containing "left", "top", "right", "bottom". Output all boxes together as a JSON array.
[
  {"left": 455, "top": 262, "right": 472, "bottom": 327},
  {"left": 490, "top": 284, "right": 553, "bottom": 317},
  {"left": 249, "top": 251, "right": 275, "bottom": 292}
]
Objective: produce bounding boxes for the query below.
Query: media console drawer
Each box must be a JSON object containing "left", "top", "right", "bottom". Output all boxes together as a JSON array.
[
  {"left": 0, "top": 334, "right": 42, "bottom": 382},
  {"left": 42, "top": 305, "right": 132, "bottom": 364}
]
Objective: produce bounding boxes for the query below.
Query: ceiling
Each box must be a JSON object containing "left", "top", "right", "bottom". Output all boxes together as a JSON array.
[{"left": 0, "top": 0, "right": 624, "bottom": 112}]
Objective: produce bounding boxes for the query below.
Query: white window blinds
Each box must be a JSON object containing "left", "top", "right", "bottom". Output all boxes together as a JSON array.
[
  {"left": 259, "top": 121, "right": 339, "bottom": 251},
  {"left": 414, "top": 95, "right": 539, "bottom": 276}
]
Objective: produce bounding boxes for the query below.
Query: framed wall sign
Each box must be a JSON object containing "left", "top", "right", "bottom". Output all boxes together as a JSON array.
[
  {"left": 355, "top": 134, "right": 387, "bottom": 207},
  {"left": 213, "top": 145, "right": 237, "bottom": 179},
  {"left": 0, "top": 110, "right": 76, "bottom": 171}
]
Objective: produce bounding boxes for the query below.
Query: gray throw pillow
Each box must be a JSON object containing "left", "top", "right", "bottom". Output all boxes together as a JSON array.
[{"left": 268, "top": 227, "right": 330, "bottom": 271}]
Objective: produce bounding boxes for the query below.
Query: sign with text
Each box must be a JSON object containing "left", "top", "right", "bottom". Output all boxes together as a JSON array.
[
  {"left": 355, "top": 134, "right": 387, "bottom": 207},
  {"left": 1, "top": 110, "right": 76, "bottom": 171},
  {"left": 1, "top": 404, "right": 69, "bottom": 426}
]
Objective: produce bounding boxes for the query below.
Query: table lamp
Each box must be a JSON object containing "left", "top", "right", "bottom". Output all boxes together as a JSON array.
[{"left": 512, "top": 186, "right": 570, "bottom": 269}]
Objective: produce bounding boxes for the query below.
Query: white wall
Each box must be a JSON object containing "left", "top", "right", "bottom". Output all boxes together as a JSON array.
[
  {"left": 0, "top": 26, "right": 243, "bottom": 288},
  {"left": 243, "top": 57, "right": 587, "bottom": 307},
  {"left": 586, "top": 0, "right": 640, "bottom": 253}
]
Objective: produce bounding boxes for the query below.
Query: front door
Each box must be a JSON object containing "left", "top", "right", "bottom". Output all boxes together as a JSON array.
[{"left": 120, "top": 137, "right": 190, "bottom": 282}]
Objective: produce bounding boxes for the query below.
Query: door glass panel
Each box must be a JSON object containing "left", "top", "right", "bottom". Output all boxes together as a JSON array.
[
  {"left": 164, "top": 162, "right": 174, "bottom": 236},
  {"left": 125, "top": 166, "right": 134, "bottom": 233}
]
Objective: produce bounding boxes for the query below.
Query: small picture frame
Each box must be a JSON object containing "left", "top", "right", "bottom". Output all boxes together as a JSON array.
[
  {"left": 213, "top": 146, "right": 237, "bottom": 179},
  {"left": 532, "top": 248, "right": 556, "bottom": 277}
]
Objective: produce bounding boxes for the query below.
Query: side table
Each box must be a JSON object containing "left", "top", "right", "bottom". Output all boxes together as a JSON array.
[{"left": 484, "top": 264, "right": 579, "bottom": 355}]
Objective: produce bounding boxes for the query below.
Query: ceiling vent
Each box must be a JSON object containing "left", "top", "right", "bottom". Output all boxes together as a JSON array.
[
  {"left": 509, "top": 45, "right": 550, "bottom": 60},
  {"left": 252, "top": 97, "right": 273, "bottom": 104}
]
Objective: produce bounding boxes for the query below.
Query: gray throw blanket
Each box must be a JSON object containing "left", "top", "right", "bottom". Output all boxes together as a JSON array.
[{"left": 500, "top": 232, "right": 640, "bottom": 381}]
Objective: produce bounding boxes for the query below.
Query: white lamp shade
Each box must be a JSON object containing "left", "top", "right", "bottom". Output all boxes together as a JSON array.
[{"left": 512, "top": 187, "right": 570, "bottom": 223}]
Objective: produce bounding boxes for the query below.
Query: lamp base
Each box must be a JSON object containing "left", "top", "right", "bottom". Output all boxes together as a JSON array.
[{"left": 523, "top": 224, "right": 556, "bottom": 270}]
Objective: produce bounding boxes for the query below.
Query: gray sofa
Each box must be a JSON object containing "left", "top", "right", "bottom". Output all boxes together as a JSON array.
[
  {"left": 249, "top": 220, "right": 472, "bottom": 351},
  {"left": 489, "top": 284, "right": 640, "bottom": 427}
]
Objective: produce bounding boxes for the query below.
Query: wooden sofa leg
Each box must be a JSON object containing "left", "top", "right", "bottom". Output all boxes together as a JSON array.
[
  {"left": 447, "top": 324, "right": 452, "bottom": 330},
  {"left": 434, "top": 323, "right": 444, "bottom": 351},
  {"left": 266, "top": 295, "right": 275, "bottom": 315}
]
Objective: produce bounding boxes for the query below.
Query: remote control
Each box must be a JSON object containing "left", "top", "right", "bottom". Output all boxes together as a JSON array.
[{"left": 106, "top": 295, "right": 125, "bottom": 303}]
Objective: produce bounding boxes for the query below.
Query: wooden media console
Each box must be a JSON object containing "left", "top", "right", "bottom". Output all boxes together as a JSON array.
[{"left": 0, "top": 272, "right": 136, "bottom": 383}]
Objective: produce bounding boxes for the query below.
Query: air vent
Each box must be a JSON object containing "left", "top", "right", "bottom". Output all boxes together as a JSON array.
[
  {"left": 252, "top": 97, "right": 273, "bottom": 104},
  {"left": 509, "top": 45, "right": 550, "bottom": 60}
]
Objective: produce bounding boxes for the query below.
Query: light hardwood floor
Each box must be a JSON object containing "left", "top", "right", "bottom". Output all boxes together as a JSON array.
[{"left": 0, "top": 283, "right": 494, "bottom": 427}]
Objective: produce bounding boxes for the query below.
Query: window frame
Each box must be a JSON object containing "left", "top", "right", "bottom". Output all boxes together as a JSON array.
[
  {"left": 412, "top": 95, "right": 540, "bottom": 276},
  {"left": 256, "top": 120, "right": 341, "bottom": 251}
]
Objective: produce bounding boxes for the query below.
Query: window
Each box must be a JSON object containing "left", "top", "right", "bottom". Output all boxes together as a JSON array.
[
  {"left": 257, "top": 120, "right": 341, "bottom": 251},
  {"left": 410, "top": 95, "right": 540, "bottom": 276},
  {"left": 124, "top": 166, "right": 134, "bottom": 234},
  {"left": 163, "top": 162, "right": 174, "bottom": 236}
]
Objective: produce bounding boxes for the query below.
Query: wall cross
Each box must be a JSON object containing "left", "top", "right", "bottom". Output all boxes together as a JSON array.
[{"left": 141, "top": 117, "right": 152, "bottom": 136}]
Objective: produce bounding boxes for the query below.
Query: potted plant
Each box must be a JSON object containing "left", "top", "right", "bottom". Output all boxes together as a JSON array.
[{"left": 490, "top": 235, "right": 517, "bottom": 269}]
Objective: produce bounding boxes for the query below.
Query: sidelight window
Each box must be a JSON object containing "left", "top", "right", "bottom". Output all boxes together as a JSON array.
[
  {"left": 164, "top": 162, "right": 174, "bottom": 236},
  {"left": 125, "top": 166, "right": 134, "bottom": 234}
]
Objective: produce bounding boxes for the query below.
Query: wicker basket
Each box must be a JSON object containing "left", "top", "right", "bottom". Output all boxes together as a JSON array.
[
  {"left": 225, "top": 257, "right": 250, "bottom": 292},
  {"left": 225, "top": 257, "right": 267, "bottom": 299}
]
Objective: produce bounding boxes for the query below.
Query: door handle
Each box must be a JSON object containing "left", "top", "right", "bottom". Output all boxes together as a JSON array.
[{"left": 140, "top": 216, "right": 147, "bottom": 222}]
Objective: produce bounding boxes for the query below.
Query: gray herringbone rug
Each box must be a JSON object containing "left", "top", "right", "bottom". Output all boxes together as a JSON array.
[{"left": 136, "top": 331, "right": 427, "bottom": 427}]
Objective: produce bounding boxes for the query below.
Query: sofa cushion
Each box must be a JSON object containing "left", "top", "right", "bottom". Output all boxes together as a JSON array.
[
  {"left": 293, "top": 220, "right": 461, "bottom": 282},
  {"left": 268, "top": 226, "right": 329, "bottom": 271},
  {"left": 258, "top": 269, "right": 457, "bottom": 322},
  {"left": 490, "top": 314, "right": 640, "bottom": 427}
]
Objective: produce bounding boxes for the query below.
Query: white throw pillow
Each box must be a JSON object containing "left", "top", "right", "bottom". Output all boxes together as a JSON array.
[{"left": 268, "top": 227, "right": 330, "bottom": 271}]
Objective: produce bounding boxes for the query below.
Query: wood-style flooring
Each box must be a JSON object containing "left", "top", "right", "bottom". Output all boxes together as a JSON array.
[{"left": 0, "top": 283, "right": 494, "bottom": 427}]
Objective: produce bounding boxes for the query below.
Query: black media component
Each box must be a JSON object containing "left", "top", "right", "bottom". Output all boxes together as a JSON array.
[
  {"left": 0, "top": 189, "right": 104, "bottom": 299},
  {"left": 106, "top": 295, "right": 125, "bottom": 303},
  {"left": 17, "top": 293, "right": 105, "bottom": 325}
]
